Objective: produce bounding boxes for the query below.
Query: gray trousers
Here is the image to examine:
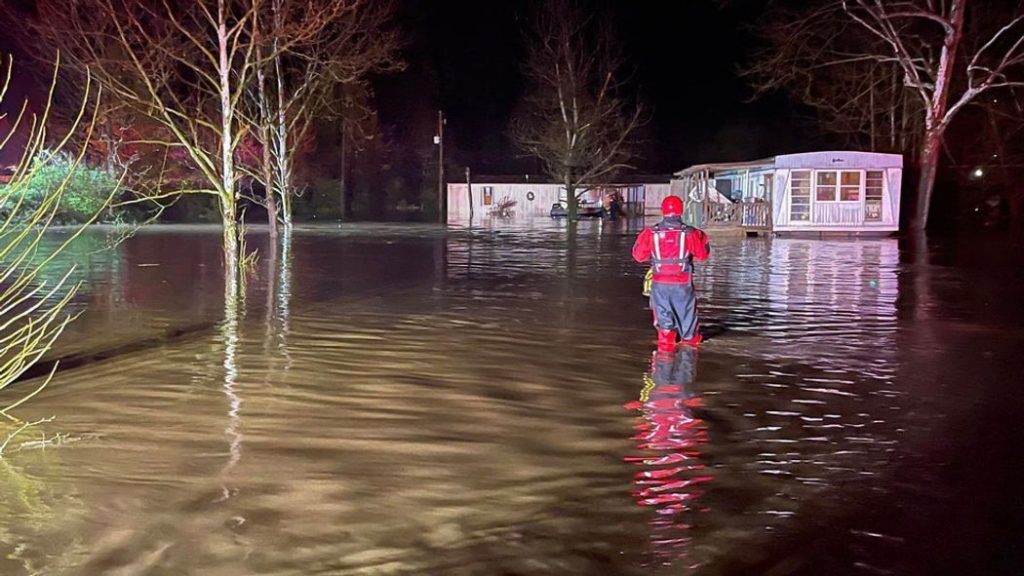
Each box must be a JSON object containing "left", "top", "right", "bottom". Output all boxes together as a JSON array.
[{"left": 650, "top": 282, "right": 699, "bottom": 340}]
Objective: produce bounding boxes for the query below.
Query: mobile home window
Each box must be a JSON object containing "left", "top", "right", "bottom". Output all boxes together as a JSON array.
[
  {"left": 816, "top": 171, "right": 838, "bottom": 201},
  {"left": 483, "top": 186, "right": 493, "bottom": 206},
  {"left": 865, "top": 171, "right": 884, "bottom": 221},
  {"left": 816, "top": 170, "right": 861, "bottom": 202},
  {"left": 790, "top": 170, "right": 811, "bottom": 221},
  {"left": 840, "top": 171, "right": 861, "bottom": 201}
]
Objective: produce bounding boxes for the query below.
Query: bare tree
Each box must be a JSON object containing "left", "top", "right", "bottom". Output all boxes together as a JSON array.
[
  {"left": 245, "top": 0, "right": 401, "bottom": 232},
  {"left": 511, "top": 0, "right": 644, "bottom": 221},
  {"left": 745, "top": 3, "right": 924, "bottom": 156},
  {"left": 747, "top": 0, "right": 1024, "bottom": 231},
  {"left": 845, "top": 0, "right": 1024, "bottom": 231},
  {"left": 335, "top": 81, "right": 379, "bottom": 219},
  {"left": 31, "top": 0, "right": 270, "bottom": 299}
]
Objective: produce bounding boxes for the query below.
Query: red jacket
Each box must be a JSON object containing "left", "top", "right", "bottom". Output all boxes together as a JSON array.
[{"left": 632, "top": 222, "right": 710, "bottom": 284}]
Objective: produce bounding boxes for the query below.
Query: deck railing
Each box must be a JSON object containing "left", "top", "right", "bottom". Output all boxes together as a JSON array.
[
  {"left": 700, "top": 200, "right": 771, "bottom": 230},
  {"left": 741, "top": 202, "right": 771, "bottom": 229}
]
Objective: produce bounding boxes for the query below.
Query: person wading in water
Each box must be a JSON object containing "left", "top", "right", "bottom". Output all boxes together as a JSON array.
[{"left": 632, "top": 195, "right": 711, "bottom": 351}]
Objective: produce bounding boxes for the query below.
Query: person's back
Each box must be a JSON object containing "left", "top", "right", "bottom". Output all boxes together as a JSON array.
[{"left": 632, "top": 195, "right": 710, "bottom": 351}]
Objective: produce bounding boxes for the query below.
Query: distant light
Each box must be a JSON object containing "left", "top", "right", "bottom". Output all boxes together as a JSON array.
[
  {"left": 973, "top": 167, "right": 985, "bottom": 178},
  {"left": 433, "top": 135, "right": 440, "bottom": 144}
]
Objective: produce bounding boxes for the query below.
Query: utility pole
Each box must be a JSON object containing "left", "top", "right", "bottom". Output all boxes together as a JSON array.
[{"left": 436, "top": 110, "right": 446, "bottom": 224}]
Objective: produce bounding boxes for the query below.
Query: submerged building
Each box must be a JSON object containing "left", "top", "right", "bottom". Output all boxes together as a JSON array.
[
  {"left": 447, "top": 152, "right": 903, "bottom": 236},
  {"left": 445, "top": 175, "right": 673, "bottom": 221},
  {"left": 674, "top": 151, "right": 903, "bottom": 235}
]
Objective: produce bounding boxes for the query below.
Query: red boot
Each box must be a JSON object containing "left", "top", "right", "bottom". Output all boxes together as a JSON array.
[
  {"left": 656, "top": 329, "right": 677, "bottom": 353},
  {"left": 679, "top": 332, "right": 703, "bottom": 347}
]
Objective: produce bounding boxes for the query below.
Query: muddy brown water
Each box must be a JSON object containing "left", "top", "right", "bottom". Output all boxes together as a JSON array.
[{"left": 1, "top": 222, "right": 1022, "bottom": 575}]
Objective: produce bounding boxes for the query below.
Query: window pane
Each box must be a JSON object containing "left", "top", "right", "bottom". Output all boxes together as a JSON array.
[
  {"left": 841, "top": 171, "right": 861, "bottom": 186},
  {"left": 790, "top": 171, "right": 812, "bottom": 221},
  {"left": 865, "top": 171, "right": 884, "bottom": 199},
  {"left": 792, "top": 171, "right": 811, "bottom": 190},
  {"left": 865, "top": 171, "right": 883, "bottom": 221},
  {"left": 815, "top": 171, "right": 836, "bottom": 201}
]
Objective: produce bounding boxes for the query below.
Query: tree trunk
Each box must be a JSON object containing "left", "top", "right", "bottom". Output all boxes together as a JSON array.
[
  {"left": 271, "top": 0, "right": 292, "bottom": 231},
  {"left": 910, "top": 0, "right": 963, "bottom": 233},
  {"left": 340, "top": 117, "right": 347, "bottom": 220},
  {"left": 222, "top": 197, "right": 241, "bottom": 308},
  {"left": 259, "top": 97, "right": 278, "bottom": 240},
  {"left": 889, "top": 64, "right": 898, "bottom": 151},
  {"left": 263, "top": 141, "right": 279, "bottom": 240},
  {"left": 869, "top": 76, "right": 876, "bottom": 152},
  {"left": 103, "top": 117, "right": 119, "bottom": 175},
  {"left": 466, "top": 166, "right": 474, "bottom": 221},
  {"left": 914, "top": 127, "right": 944, "bottom": 232},
  {"left": 565, "top": 178, "right": 578, "bottom": 221},
  {"left": 256, "top": 59, "right": 279, "bottom": 240},
  {"left": 217, "top": 0, "right": 242, "bottom": 304}
]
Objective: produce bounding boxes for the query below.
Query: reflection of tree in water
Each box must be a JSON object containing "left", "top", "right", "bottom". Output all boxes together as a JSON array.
[
  {"left": 625, "top": 347, "right": 711, "bottom": 569},
  {"left": 219, "top": 234, "right": 293, "bottom": 508}
]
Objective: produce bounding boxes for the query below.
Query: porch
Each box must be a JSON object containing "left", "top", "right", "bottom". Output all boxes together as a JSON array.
[{"left": 676, "top": 160, "right": 774, "bottom": 234}]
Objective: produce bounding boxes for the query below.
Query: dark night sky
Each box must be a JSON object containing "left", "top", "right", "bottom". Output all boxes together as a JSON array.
[
  {"left": 373, "top": 0, "right": 817, "bottom": 176},
  {"left": 1, "top": 0, "right": 819, "bottom": 173}
]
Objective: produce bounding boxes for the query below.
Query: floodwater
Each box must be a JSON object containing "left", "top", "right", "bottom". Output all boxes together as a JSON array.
[{"left": 1, "top": 221, "right": 1023, "bottom": 575}]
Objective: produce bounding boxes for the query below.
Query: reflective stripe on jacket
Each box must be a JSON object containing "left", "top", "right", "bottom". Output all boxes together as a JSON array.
[
  {"left": 651, "top": 225, "right": 692, "bottom": 280},
  {"left": 632, "top": 219, "right": 711, "bottom": 285}
]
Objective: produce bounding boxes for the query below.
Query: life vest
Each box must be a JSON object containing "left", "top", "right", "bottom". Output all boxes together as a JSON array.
[{"left": 650, "top": 223, "right": 693, "bottom": 280}]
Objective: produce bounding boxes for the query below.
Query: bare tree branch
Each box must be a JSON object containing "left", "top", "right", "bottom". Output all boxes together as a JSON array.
[{"left": 511, "top": 0, "right": 645, "bottom": 220}]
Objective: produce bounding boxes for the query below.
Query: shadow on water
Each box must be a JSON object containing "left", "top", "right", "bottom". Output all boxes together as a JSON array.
[{"left": 0, "top": 221, "right": 1022, "bottom": 575}]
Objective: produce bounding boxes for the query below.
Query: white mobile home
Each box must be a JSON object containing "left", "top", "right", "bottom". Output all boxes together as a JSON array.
[
  {"left": 446, "top": 175, "right": 672, "bottom": 221},
  {"left": 674, "top": 151, "right": 903, "bottom": 234}
]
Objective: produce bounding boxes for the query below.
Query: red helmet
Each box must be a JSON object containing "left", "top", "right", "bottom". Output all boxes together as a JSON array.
[{"left": 661, "top": 195, "right": 683, "bottom": 217}]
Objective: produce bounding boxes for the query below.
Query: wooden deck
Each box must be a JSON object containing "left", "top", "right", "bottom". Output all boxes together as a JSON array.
[{"left": 699, "top": 200, "right": 771, "bottom": 233}]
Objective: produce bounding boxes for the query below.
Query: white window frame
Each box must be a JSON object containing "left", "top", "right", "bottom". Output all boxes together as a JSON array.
[
  {"left": 790, "top": 169, "right": 884, "bottom": 224},
  {"left": 863, "top": 170, "right": 886, "bottom": 223},
  {"left": 788, "top": 170, "right": 813, "bottom": 224},
  {"left": 814, "top": 170, "right": 864, "bottom": 204}
]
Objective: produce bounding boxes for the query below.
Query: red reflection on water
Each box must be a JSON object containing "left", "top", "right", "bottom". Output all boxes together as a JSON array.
[{"left": 625, "top": 347, "right": 711, "bottom": 568}]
